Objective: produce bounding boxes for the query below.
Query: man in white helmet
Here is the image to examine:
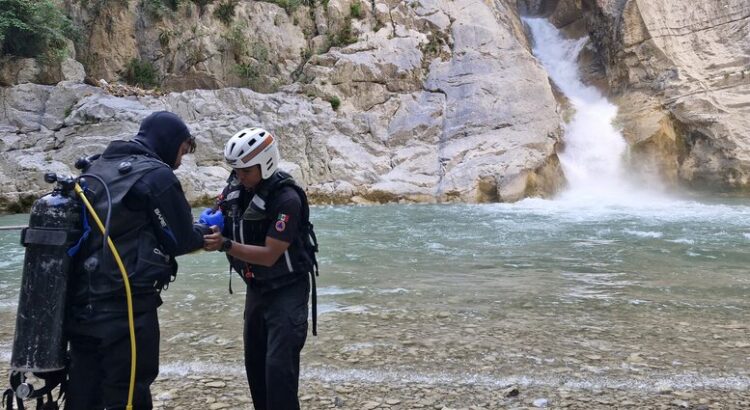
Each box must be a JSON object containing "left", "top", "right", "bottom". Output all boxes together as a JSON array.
[{"left": 202, "top": 127, "right": 318, "bottom": 410}]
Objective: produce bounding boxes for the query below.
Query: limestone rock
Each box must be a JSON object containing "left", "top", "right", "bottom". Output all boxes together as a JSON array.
[
  {"left": 0, "top": 57, "right": 41, "bottom": 86},
  {"left": 576, "top": 0, "right": 750, "bottom": 191},
  {"left": 526, "top": 0, "right": 750, "bottom": 192},
  {"left": 0, "top": 0, "right": 593, "bottom": 210},
  {"left": 60, "top": 58, "right": 87, "bottom": 83}
]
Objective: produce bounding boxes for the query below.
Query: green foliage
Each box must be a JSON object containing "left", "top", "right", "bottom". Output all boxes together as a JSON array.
[
  {"left": 300, "top": 47, "right": 312, "bottom": 61},
  {"left": 186, "top": 44, "right": 206, "bottom": 66},
  {"left": 158, "top": 28, "right": 173, "bottom": 47},
  {"left": 328, "top": 95, "right": 340, "bottom": 111},
  {"left": 142, "top": 0, "right": 183, "bottom": 18},
  {"left": 235, "top": 62, "right": 259, "bottom": 82},
  {"left": 123, "top": 58, "right": 159, "bottom": 88},
  {"left": 421, "top": 31, "right": 449, "bottom": 67},
  {"left": 213, "top": 1, "right": 236, "bottom": 25},
  {"left": 164, "top": 0, "right": 183, "bottom": 10},
  {"left": 423, "top": 33, "right": 440, "bottom": 55},
  {"left": 0, "top": 0, "right": 75, "bottom": 60},
  {"left": 234, "top": 62, "right": 271, "bottom": 91},
  {"left": 233, "top": 41, "right": 276, "bottom": 92},
  {"left": 250, "top": 42, "right": 269, "bottom": 63},
  {"left": 350, "top": 1, "right": 362, "bottom": 19},
  {"left": 225, "top": 22, "right": 247, "bottom": 56},
  {"left": 191, "top": 0, "right": 213, "bottom": 14},
  {"left": 271, "top": 0, "right": 300, "bottom": 14},
  {"left": 264, "top": 0, "right": 313, "bottom": 14},
  {"left": 328, "top": 17, "right": 357, "bottom": 48},
  {"left": 143, "top": 0, "right": 169, "bottom": 20}
]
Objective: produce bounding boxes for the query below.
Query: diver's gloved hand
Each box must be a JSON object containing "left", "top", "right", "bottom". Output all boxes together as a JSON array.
[{"left": 199, "top": 208, "right": 224, "bottom": 231}]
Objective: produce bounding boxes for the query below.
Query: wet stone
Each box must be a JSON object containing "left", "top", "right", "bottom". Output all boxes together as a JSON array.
[
  {"left": 362, "top": 401, "right": 380, "bottom": 409},
  {"left": 335, "top": 385, "right": 354, "bottom": 393},
  {"left": 656, "top": 384, "right": 673, "bottom": 394},
  {"left": 502, "top": 386, "right": 519, "bottom": 398}
]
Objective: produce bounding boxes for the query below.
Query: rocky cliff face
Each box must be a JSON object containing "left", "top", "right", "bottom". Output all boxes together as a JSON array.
[
  {"left": 0, "top": 0, "right": 566, "bottom": 210},
  {"left": 524, "top": 0, "right": 750, "bottom": 192},
  {"left": 1, "top": 0, "right": 748, "bottom": 212}
]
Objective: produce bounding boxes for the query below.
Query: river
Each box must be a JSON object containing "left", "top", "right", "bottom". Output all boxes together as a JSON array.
[{"left": 0, "top": 15, "right": 748, "bottom": 410}]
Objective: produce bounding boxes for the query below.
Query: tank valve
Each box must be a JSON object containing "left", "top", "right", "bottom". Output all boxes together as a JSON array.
[{"left": 15, "top": 382, "right": 33, "bottom": 399}]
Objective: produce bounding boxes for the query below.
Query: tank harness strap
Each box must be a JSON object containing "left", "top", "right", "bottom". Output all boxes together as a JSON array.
[
  {"left": 310, "top": 270, "right": 317, "bottom": 336},
  {"left": 3, "top": 387, "right": 19, "bottom": 410},
  {"left": 310, "top": 236, "right": 318, "bottom": 337},
  {"left": 66, "top": 200, "right": 91, "bottom": 258},
  {"left": 20, "top": 229, "right": 69, "bottom": 247},
  {"left": 228, "top": 265, "right": 234, "bottom": 295}
]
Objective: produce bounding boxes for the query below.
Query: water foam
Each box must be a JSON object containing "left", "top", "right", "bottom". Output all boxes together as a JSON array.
[
  {"left": 300, "top": 366, "right": 750, "bottom": 391},
  {"left": 157, "top": 360, "right": 750, "bottom": 391},
  {"left": 490, "top": 197, "right": 750, "bottom": 225},
  {"left": 667, "top": 238, "right": 696, "bottom": 245},
  {"left": 526, "top": 18, "right": 633, "bottom": 200},
  {"left": 622, "top": 229, "right": 663, "bottom": 239},
  {"left": 318, "top": 286, "right": 363, "bottom": 296},
  {"left": 376, "top": 288, "right": 408, "bottom": 294}
]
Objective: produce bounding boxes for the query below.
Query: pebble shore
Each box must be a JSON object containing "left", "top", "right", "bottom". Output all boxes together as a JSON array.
[{"left": 151, "top": 375, "right": 749, "bottom": 409}]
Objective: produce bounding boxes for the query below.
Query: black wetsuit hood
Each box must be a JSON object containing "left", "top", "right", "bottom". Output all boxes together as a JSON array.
[{"left": 132, "top": 111, "right": 192, "bottom": 169}]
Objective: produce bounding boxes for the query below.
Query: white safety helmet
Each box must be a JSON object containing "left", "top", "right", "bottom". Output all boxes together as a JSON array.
[{"left": 223, "top": 127, "right": 280, "bottom": 179}]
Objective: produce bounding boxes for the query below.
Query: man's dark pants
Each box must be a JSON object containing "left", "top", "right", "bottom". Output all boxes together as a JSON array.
[
  {"left": 244, "top": 277, "right": 309, "bottom": 410},
  {"left": 66, "top": 309, "right": 160, "bottom": 410}
]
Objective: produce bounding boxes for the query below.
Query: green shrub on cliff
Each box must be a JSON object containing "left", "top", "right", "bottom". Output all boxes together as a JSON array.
[
  {"left": 328, "top": 95, "right": 340, "bottom": 111},
  {"left": 0, "top": 0, "right": 75, "bottom": 60},
  {"left": 350, "top": 1, "right": 362, "bottom": 19},
  {"left": 328, "top": 17, "right": 357, "bottom": 48},
  {"left": 263, "top": 0, "right": 313, "bottom": 14},
  {"left": 214, "top": 1, "right": 236, "bottom": 24},
  {"left": 123, "top": 58, "right": 159, "bottom": 88},
  {"left": 192, "top": 0, "right": 213, "bottom": 15}
]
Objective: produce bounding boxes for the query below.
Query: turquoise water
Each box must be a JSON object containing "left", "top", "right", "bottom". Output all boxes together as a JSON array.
[{"left": 1, "top": 197, "right": 749, "bottom": 391}]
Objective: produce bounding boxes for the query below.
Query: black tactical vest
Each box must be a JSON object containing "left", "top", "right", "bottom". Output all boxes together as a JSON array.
[
  {"left": 222, "top": 171, "right": 314, "bottom": 290},
  {"left": 70, "top": 153, "right": 176, "bottom": 309}
]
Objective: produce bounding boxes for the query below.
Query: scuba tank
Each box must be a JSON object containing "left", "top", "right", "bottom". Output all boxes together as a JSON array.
[
  {"left": 4, "top": 173, "right": 84, "bottom": 410},
  {"left": 4, "top": 154, "right": 144, "bottom": 410}
]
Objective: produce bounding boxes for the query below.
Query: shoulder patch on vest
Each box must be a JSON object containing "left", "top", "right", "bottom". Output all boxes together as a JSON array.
[{"left": 274, "top": 220, "right": 286, "bottom": 232}]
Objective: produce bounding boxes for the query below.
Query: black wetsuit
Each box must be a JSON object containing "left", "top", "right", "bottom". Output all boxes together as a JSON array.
[{"left": 65, "top": 113, "right": 207, "bottom": 410}]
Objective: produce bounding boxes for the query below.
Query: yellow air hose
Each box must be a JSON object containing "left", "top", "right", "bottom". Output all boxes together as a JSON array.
[{"left": 74, "top": 183, "right": 137, "bottom": 410}]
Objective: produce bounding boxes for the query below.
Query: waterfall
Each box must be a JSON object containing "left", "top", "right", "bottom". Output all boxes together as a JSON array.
[{"left": 524, "top": 18, "right": 644, "bottom": 204}]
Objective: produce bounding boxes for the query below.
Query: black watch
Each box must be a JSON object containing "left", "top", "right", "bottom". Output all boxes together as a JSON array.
[{"left": 219, "top": 237, "right": 233, "bottom": 253}]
